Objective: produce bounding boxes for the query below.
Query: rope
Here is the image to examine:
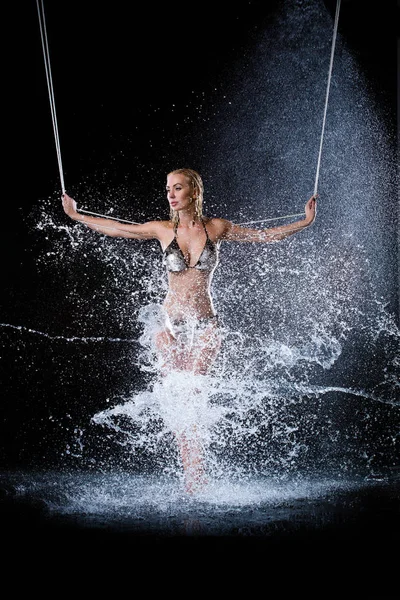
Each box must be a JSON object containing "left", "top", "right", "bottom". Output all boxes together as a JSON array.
[
  {"left": 75, "top": 208, "right": 304, "bottom": 228},
  {"left": 36, "top": 0, "right": 65, "bottom": 194},
  {"left": 78, "top": 208, "right": 140, "bottom": 224},
  {"left": 237, "top": 212, "right": 305, "bottom": 226},
  {"left": 314, "top": 0, "right": 341, "bottom": 196},
  {"left": 37, "top": 0, "right": 341, "bottom": 225}
]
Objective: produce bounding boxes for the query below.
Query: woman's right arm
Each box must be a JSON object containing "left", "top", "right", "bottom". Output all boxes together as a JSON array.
[{"left": 62, "top": 193, "right": 160, "bottom": 239}]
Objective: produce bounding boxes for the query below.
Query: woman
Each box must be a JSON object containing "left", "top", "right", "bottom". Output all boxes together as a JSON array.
[{"left": 62, "top": 168, "right": 316, "bottom": 492}]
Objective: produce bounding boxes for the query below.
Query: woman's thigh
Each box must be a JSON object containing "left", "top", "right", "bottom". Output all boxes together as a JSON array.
[
  {"left": 155, "top": 321, "right": 221, "bottom": 375},
  {"left": 190, "top": 321, "right": 222, "bottom": 375}
]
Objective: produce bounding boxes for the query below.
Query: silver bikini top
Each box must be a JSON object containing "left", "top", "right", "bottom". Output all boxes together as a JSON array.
[{"left": 163, "top": 219, "right": 220, "bottom": 273}]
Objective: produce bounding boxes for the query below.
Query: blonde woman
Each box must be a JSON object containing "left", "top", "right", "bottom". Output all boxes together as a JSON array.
[{"left": 62, "top": 168, "right": 316, "bottom": 491}]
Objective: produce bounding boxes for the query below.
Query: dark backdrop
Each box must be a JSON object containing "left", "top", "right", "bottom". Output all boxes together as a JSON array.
[{"left": 2, "top": 0, "right": 398, "bottom": 467}]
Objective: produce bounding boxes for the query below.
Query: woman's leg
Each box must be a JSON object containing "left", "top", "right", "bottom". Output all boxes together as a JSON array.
[
  {"left": 155, "top": 329, "right": 188, "bottom": 372},
  {"left": 178, "top": 321, "right": 222, "bottom": 491},
  {"left": 155, "top": 321, "right": 222, "bottom": 492},
  {"left": 176, "top": 429, "right": 207, "bottom": 494},
  {"left": 190, "top": 320, "right": 222, "bottom": 375}
]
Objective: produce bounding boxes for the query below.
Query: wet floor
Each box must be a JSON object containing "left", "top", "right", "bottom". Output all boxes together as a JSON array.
[
  {"left": 0, "top": 469, "right": 397, "bottom": 533},
  {"left": 1, "top": 469, "right": 398, "bottom": 590}
]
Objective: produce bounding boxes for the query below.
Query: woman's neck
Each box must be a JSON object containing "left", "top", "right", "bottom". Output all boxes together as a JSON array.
[{"left": 178, "top": 208, "right": 201, "bottom": 228}]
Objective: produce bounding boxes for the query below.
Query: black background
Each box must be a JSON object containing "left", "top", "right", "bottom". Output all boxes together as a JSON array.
[
  {"left": 1, "top": 0, "right": 399, "bottom": 584},
  {"left": 18, "top": 1, "right": 400, "bottom": 193}
]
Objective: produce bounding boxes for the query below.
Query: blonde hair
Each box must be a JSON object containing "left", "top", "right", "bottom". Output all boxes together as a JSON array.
[{"left": 168, "top": 168, "right": 204, "bottom": 227}]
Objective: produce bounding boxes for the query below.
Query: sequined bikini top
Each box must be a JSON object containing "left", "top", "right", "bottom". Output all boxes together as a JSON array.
[{"left": 163, "top": 219, "right": 220, "bottom": 273}]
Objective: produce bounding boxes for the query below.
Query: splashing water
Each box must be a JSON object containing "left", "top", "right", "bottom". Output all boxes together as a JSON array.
[
  {"left": 13, "top": 202, "right": 397, "bottom": 487},
  {"left": 3, "top": 468, "right": 396, "bottom": 537},
  {"left": 2, "top": 0, "right": 398, "bottom": 520}
]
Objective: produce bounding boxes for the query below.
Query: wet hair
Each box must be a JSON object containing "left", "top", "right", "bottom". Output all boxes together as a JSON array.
[{"left": 167, "top": 168, "right": 204, "bottom": 227}]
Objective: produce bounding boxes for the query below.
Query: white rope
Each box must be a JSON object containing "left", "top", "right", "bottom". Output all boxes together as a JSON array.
[
  {"left": 37, "top": 0, "right": 341, "bottom": 225},
  {"left": 36, "top": 0, "right": 65, "bottom": 194},
  {"left": 78, "top": 208, "right": 140, "bottom": 224},
  {"left": 314, "top": 0, "right": 341, "bottom": 196},
  {"left": 76, "top": 208, "right": 304, "bottom": 228},
  {"left": 237, "top": 212, "right": 305, "bottom": 226}
]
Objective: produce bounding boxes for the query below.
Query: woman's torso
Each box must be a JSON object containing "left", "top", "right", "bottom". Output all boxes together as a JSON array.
[{"left": 161, "top": 218, "right": 220, "bottom": 321}]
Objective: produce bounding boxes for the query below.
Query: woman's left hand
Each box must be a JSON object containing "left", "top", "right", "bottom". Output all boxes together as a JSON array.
[{"left": 304, "top": 194, "right": 317, "bottom": 225}]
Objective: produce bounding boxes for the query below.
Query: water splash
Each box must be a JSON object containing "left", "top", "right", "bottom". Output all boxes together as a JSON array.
[
  {"left": 2, "top": 0, "right": 398, "bottom": 492},
  {"left": 4, "top": 469, "right": 396, "bottom": 537},
  {"left": 0, "top": 323, "right": 138, "bottom": 344},
  {"left": 2, "top": 185, "right": 398, "bottom": 485}
]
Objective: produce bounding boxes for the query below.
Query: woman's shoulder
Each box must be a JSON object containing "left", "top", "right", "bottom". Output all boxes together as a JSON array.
[
  {"left": 149, "top": 220, "right": 175, "bottom": 245},
  {"left": 204, "top": 217, "right": 231, "bottom": 234},
  {"left": 204, "top": 216, "right": 231, "bottom": 225},
  {"left": 146, "top": 219, "right": 174, "bottom": 231}
]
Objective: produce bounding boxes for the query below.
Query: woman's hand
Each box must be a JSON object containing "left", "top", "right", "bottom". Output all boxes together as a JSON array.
[
  {"left": 62, "top": 193, "right": 79, "bottom": 220},
  {"left": 304, "top": 194, "right": 317, "bottom": 225}
]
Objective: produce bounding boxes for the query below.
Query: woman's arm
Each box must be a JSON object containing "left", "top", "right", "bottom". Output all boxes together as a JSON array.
[
  {"left": 62, "top": 193, "right": 160, "bottom": 239},
  {"left": 220, "top": 195, "right": 317, "bottom": 243}
]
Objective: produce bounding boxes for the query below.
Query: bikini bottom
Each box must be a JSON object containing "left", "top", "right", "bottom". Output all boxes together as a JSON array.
[{"left": 164, "top": 314, "right": 219, "bottom": 348}]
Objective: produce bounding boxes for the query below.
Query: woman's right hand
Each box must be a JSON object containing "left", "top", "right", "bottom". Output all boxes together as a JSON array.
[
  {"left": 304, "top": 194, "right": 317, "bottom": 225},
  {"left": 62, "top": 193, "right": 78, "bottom": 219}
]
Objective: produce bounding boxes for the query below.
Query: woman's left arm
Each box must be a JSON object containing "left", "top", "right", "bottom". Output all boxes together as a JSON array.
[{"left": 220, "top": 195, "right": 317, "bottom": 243}]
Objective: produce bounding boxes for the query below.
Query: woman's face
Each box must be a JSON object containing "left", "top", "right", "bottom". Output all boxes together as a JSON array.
[{"left": 166, "top": 174, "right": 193, "bottom": 212}]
